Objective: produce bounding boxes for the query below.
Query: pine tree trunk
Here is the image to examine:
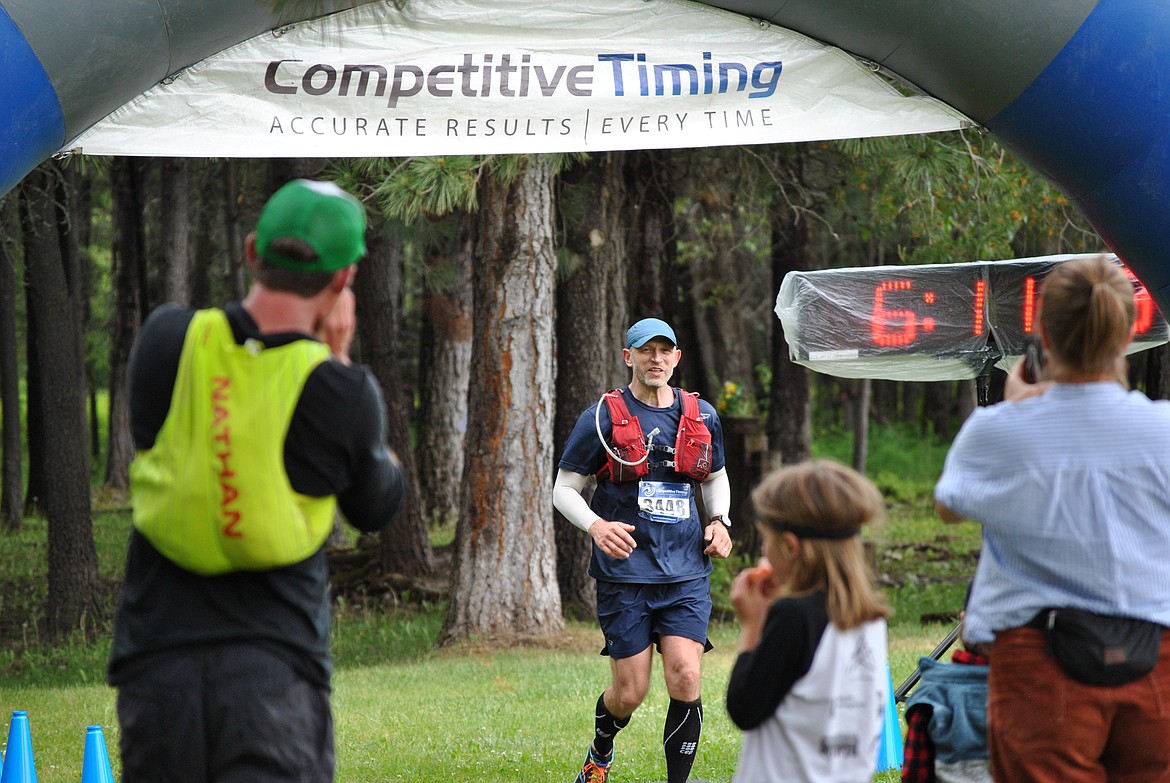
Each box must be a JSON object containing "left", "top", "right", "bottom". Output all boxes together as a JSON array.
[
  {"left": 625, "top": 151, "right": 691, "bottom": 387},
  {"left": 956, "top": 378, "right": 978, "bottom": 424},
  {"left": 768, "top": 202, "right": 812, "bottom": 468},
  {"left": 923, "top": 381, "right": 952, "bottom": 439},
  {"left": 554, "top": 151, "right": 631, "bottom": 620},
  {"left": 440, "top": 157, "right": 563, "bottom": 644},
  {"left": 222, "top": 161, "right": 248, "bottom": 302},
  {"left": 624, "top": 150, "right": 680, "bottom": 329},
  {"left": 851, "top": 378, "right": 871, "bottom": 474},
  {"left": 0, "top": 194, "right": 22, "bottom": 530},
  {"left": 160, "top": 158, "right": 192, "bottom": 304},
  {"left": 871, "top": 380, "right": 897, "bottom": 425},
  {"left": 61, "top": 168, "right": 98, "bottom": 462},
  {"left": 353, "top": 223, "right": 433, "bottom": 577},
  {"left": 105, "top": 158, "right": 146, "bottom": 490},
  {"left": 188, "top": 162, "right": 215, "bottom": 309},
  {"left": 20, "top": 164, "right": 100, "bottom": 636},
  {"left": 1143, "top": 343, "right": 1170, "bottom": 400},
  {"left": 903, "top": 382, "right": 924, "bottom": 430},
  {"left": 22, "top": 277, "right": 44, "bottom": 517},
  {"left": 416, "top": 216, "right": 473, "bottom": 533}
]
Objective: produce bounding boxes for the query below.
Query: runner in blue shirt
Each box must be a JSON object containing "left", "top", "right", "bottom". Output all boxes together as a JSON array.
[{"left": 553, "top": 318, "right": 733, "bottom": 783}]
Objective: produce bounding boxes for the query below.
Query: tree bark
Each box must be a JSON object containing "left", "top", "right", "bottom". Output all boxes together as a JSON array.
[
  {"left": 222, "top": 161, "right": 248, "bottom": 302},
  {"left": 160, "top": 158, "right": 192, "bottom": 304},
  {"left": 20, "top": 163, "right": 100, "bottom": 636},
  {"left": 22, "top": 264, "right": 44, "bottom": 517},
  {"left": 105, "top": 158, "right": 146, "bottom": 489},
  {"left": 768, "top": 204, "right": 812, "bottom": 468},
  {"left": 851, "top": 378, "right": 871, "bottom": 474},
  {"left": 51, "top": 166, "right": 97, "bottom": 462},
  {"left": 554, "top": 151, "right": 631, "bottom": 620},
  {"left": 353, "top": 221, "right": 433, "bottom": 577},
  {"left": 624, "top": 150, "right": 680, "bottom": 327},
  {"left": 0, "top": 193, "right": 22, "bottom": 530},
  {"left": 871, "top": 380, "right": 897, "bottom": 425},
  {"left": 903, "top": 382, "right": 924, "bottom": 430},
  {"left": 440, "top": 157, "right": 563, "bottom": 644},
  {"left": 624, "top": 151, "right": 692, "bottom": 388},
  {"left": 1142, "top": 343, "right": 1170, "bottom": 400},
  {"left": 187, "top": 162, "right": 215, "bottom": 309},
  {"left": 923, "top": 381, "right": 953, "bottom": 439},
  {"left": 956, "top": 378, "right": 979, "bottom": 424},
  {"left": 416, "top": 216, "right": 473, "bottom": 534}
]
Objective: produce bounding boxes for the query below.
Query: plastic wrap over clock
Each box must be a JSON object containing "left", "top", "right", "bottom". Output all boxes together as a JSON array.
[{"left": 774, "top": 253, "right": 1169, "bottom": 381}]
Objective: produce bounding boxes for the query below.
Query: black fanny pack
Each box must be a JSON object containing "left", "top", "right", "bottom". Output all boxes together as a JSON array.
[{"left": 1028, "top": 608, "right": 1164, "bottom": 687}]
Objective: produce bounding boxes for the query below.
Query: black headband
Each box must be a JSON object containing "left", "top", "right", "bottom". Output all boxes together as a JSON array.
[{"left": 778, "top": 523, "right": 860, "bottom": 540}]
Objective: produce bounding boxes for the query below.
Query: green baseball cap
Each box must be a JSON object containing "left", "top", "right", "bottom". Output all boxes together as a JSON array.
[{"left": 255, "top": 179, "right": 367, "bottom": 272}]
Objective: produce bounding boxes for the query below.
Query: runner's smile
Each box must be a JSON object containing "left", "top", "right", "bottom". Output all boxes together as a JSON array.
[{"left": 627, "top": 338, "right": 680, "bottom": 393}]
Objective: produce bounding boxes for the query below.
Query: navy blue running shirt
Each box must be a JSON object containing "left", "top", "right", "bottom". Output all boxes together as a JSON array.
[{"left": 559, "top": 387, "right": 725, "bottom": 584}]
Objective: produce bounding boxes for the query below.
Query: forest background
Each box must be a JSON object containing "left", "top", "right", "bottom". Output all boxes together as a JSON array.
[{"left": 2, "top": 135, "right": 1170, "bottom": 654}]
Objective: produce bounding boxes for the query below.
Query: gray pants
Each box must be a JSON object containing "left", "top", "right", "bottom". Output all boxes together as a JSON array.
[{"left": 116, "top": 644, "right": 334, "bottom": 783}]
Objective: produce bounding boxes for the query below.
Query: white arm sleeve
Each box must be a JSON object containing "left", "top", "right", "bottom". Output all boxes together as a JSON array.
[
  {"left": 553, "top": 468, "right": 602, "bottom": 533},
  {"left": 700, "top": 467, "right": 732, "bottom": 521}
]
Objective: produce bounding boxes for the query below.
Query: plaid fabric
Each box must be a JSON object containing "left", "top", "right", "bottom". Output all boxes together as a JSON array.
[
  {"left": 951, "top": 648, "right": 989, "bottom": 667},
  {"left": 901, "top": 649, "right": 990, "bottom": 782},
  {"left": 901, "top": 703, "right": 935, "bottom": 783}
]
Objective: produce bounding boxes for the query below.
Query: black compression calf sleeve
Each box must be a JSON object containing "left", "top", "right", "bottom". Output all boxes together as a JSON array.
[
  {"left": 592, "top": 692, "right": 630, "bottom": 758},
  {"left": 663, "top": 697, "right": 703, "bottom": 783}
]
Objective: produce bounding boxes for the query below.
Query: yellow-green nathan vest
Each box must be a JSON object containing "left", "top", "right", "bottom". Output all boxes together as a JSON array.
[{"left": 130, "top": 308, "right": 337, "bottom": 575}]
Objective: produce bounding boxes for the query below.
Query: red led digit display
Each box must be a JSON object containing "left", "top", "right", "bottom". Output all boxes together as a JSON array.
[
  {"left": 1023, "top": 276, "right": 1037, "bottom": 334},
  {"left": 776, "top": 253, "right": 1169, "bottom": 381},
  {"left": 871, "top": 280, "right": 939, "bottom": 347},
  {"left": 973, "top": 279, "right": 986, "bottom": 337}
]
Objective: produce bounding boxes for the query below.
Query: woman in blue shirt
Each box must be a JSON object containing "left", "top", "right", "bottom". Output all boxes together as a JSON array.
[{"left": 935, "top": 255, "right": 1170, "bottom": 783}]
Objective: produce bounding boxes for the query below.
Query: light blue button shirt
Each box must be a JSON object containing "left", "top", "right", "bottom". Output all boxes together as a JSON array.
[{"left": 935, "top": 382, "right": 1170, "bottom": 644}]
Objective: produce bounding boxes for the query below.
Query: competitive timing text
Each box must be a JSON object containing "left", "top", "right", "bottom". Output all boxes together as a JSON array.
[{"left": 265, "top": 52, "right": 785, "bottom": 108}]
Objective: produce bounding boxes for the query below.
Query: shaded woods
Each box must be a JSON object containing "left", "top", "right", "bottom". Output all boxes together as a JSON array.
[{"left": 2, "top": 140, "right": 1166, "bottom": 643}]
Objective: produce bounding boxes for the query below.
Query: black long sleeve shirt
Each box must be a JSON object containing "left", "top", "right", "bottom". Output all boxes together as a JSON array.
[{"left": 109, "top": 302, "right": 405, "bottom": 688}]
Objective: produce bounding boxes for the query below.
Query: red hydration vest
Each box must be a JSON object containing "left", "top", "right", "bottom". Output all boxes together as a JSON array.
[{"left": 596, "top": 388, "right": 713, "bottom": 483}]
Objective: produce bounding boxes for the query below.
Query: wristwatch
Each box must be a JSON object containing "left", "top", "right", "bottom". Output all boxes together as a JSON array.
[{"left": 710, "top": 514, "right": 731, "bottom": 528}]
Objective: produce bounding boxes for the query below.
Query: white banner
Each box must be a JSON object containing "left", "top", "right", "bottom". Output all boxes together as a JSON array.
[{"left": 63, "top": 0, "right": 970, "bottom": 158}]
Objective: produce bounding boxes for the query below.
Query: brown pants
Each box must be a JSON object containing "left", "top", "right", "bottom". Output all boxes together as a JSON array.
[{"left": 989, "top": 626, "right": 1170, "bottom": 783}]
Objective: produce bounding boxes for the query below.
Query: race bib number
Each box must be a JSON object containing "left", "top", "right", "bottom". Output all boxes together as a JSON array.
[{"left": 638, "top": 481, "right": 693, "bottom": 524}]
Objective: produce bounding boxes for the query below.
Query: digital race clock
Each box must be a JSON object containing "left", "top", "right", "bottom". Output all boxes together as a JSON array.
[{"left": 775, "top": 253, "right": 1169, "bottom": 381}]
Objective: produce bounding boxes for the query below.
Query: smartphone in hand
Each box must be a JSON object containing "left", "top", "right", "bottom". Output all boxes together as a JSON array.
[{"left": 1023, "top": 336, "right": 1045, "bottom": 383}]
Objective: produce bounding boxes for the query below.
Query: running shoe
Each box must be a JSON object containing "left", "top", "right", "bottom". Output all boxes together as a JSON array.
[{"left": 574, "top": 744, "right": 613, "bottom": 783}]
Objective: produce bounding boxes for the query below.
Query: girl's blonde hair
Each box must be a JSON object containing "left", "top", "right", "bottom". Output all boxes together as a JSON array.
[
  {"left": 1040, "top": 255, "right": 1135, "bottom": 383},
  {"left": 751, "top": 459, "right": 892, "bottom": 629}
]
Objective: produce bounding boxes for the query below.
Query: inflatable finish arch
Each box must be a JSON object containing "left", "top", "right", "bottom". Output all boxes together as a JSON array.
[{"left": 2, "top": 0, "right": 1169, "bottom": 308}]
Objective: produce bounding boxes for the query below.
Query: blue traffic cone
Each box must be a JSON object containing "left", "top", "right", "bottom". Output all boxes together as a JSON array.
[
  {"left": 1, "top": 710, "right": 37, "bottom": 783},
  {"left": 81, "top": 725, "right": 114, "bottom": 783},
  {"left": 876, "top": 663, "right": 904, "bottom": 773}
]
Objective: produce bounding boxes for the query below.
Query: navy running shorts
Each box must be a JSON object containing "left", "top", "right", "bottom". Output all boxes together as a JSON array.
[{"left": 596, "top": 577, "right": 713, "bottom": 659}]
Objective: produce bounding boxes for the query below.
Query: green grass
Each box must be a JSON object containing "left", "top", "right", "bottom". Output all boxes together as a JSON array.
[
  {"left": 0, "top": 439, "right": 978, "bottom": 783},
  {"left": 0, "top": 613, "right": 935, "bottom": 782},
  {"left": 332, "top": 628, "right": 746, "bottom": 782}
]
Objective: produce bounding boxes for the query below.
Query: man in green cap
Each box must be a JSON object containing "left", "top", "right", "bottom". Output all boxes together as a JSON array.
[{"left": 109, "top": 179, "right": 405, "bottom": 782}]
